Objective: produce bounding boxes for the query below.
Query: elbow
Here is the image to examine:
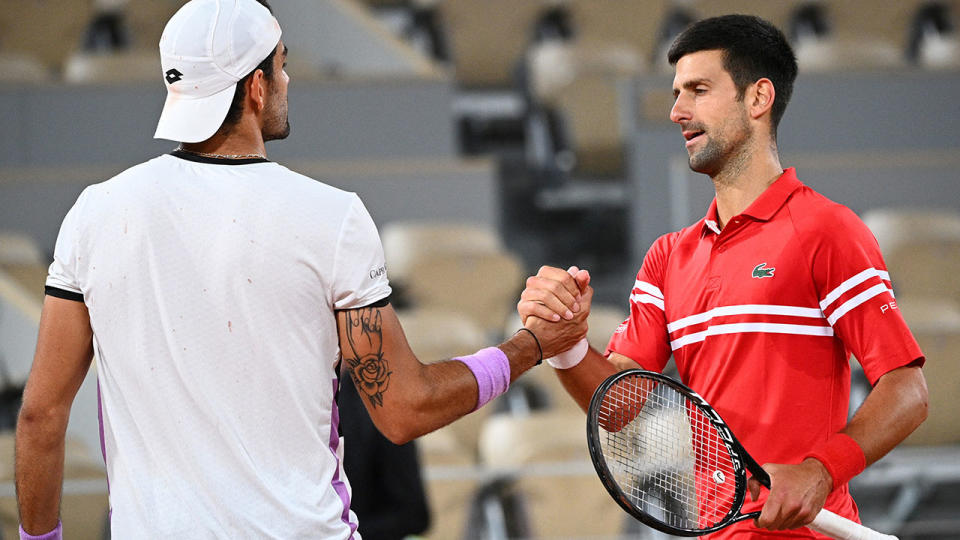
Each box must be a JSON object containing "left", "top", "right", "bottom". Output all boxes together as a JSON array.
[
  {"left": 379, "top": 422, "right": 418, "bottom": 446},
  {"left": 18, "top": 402, "right": 59, "bottom": 427},
  {"left": 386, "top": 432, "right": 415, "bottom": 446},
  {"left": 376, "top": 397, "right": 436, "bottom": 445},
  {"left": 373, "top": 395, "right": 424, "bottom": 445},
  {"left": 374, "top": 370, "right": 441, "bottom": 445},
  {"left": 912, "top": 374, "right": 930, "bottom": 430},
  {"left": 16, "top": 403, "right": 70, "bottom": 443},
  {"left": 896, "top": 365, "right": 930, "bottom": 435}
]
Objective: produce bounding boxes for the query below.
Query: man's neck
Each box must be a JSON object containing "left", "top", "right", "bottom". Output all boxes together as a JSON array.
[
  {"left": 180, "top": 125, "right": 266, "bottom": 158},
  {"left": 711, "top": 145, "right": 783, "bottom": 229}
]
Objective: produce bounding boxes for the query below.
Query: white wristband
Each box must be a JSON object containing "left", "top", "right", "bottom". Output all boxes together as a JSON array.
[{"left": 546, "top": 338, "right": 589, "bottom": 369}]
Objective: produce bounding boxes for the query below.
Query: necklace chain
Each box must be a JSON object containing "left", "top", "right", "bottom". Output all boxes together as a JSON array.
[{"left": 176, "top": 146, "right": 266, "bottom": 160}]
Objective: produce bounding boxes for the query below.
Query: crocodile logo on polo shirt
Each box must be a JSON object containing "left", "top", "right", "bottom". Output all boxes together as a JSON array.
[{"left": 752, "top": 263, "right": 775, "bottom": 279}]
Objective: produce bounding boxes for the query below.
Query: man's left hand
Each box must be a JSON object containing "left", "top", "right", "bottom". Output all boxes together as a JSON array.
[{"left": 748, "top": 458, "right": 833, "bottom": 531}]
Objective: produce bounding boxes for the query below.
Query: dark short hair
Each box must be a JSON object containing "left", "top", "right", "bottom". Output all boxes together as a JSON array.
[
  {"left": 218, "top": 0, "right": 277, "bottom": 133},
  {"left": 667, "top": 14, "right": 798, "bottom": 133}
]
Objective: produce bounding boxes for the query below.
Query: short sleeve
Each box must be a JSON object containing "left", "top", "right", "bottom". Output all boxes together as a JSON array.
[
  {"left": 811, "top": 206, "right": 923, "bottom": 384},
  {"left": 45, "top": 188, "right": 91, "bottom": 297},
  {"left": 331, "top": 195, "right": 392, "bottom": 310},
  {"left": 606, "top": 233, "right": 675, "bottom": 371}
]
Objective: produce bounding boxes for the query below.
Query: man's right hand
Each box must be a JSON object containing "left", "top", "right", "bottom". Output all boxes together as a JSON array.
[
  {"left": 518, "top": 265, "right": 590, "bottom": 324},
  {"left": 518, "top": 265, "right": 592, "bottom": 358}
]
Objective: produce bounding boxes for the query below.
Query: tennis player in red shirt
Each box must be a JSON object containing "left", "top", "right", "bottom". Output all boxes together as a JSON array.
[{"left": 519, "top": 15, "right": 928, "bottom": 538}]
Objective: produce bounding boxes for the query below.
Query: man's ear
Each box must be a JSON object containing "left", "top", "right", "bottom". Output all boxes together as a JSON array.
[
  {"left": 749, "top": 78, "right": 776, "bottom": 121},
  {"left": 247, "top": 69, "right": 267, "bottom": 112}
]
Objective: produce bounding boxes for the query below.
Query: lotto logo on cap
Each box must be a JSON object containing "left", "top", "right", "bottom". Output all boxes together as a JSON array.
[
  {"left": 154, "top": 0, "right": 282, "bottom": 143},
  {"left": 164, "top": 69, "right": 184, "bottom": 84}
]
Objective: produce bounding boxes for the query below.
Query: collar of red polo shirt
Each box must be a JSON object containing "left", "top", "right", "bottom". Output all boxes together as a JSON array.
[{"left": 701, "top": 167, "right": 802, "bottom": 235}]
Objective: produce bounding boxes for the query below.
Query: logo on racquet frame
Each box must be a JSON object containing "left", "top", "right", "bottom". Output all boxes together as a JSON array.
[{"left": 688, "top": 388, "right": 746, "bottom": 476}]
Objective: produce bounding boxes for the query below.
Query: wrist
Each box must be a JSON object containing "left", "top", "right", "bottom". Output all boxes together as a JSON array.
[
  {"left": 455, "top": 347, "right": 511, "bottom": 411},
  {"left": 546, "top": 338, "right": 589, "bottom": 369},
  {"left": 802, "top": 457, "right": 834, "bottom": 501},
  {"left": 513, "top": 328, "right": 542, "bottom": 365},
  {"left": 500, "top": 329, "right": 540, "bottom": 371},
  {"left": 20, "top": 521, "right": 62, "bottom": 540},
  {"left": 804, "top": 433, "right": 866, "bottom": 490}
]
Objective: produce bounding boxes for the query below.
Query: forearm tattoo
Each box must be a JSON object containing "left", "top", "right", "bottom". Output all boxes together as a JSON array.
[{"left": 341, "top": 307, "right": 392, "bottom": 408}]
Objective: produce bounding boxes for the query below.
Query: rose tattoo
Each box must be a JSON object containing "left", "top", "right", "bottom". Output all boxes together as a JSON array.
[{"left": 342, "top": 308, "right": 391, "bottom": 408}]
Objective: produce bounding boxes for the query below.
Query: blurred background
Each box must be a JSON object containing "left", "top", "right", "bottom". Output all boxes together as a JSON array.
[{"left": 0, "top": 0, "right": 959, "bottom": 538}]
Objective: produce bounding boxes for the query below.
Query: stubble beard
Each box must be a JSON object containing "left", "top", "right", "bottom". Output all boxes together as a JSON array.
[
  {"left": 688, "top": 135, "right": 725, "bottom": 176},
  {"left": 264, "top": 121, "right": 290, "bottom": 142},
  {"left": 263, "top": 94, "right": 290, "bottom": 142},
  {"left": 263, "top": 111, "right": 290, "bottom": 142},
  {"left": 687, "top": 108, "right": 752, "bottom": 179}
]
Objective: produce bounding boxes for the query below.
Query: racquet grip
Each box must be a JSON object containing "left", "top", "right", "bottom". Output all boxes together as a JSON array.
[{"left": 809, "top": 509, "right": 898, "bottom": 540}]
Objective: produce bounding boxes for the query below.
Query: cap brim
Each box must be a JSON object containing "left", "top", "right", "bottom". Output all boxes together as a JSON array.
[{"left": 154, "top": 83, "right": 237, "bottom": 143}]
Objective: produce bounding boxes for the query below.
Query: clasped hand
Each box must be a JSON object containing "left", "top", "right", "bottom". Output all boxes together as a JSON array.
[{"left": 517, "top": 265, "right": 593, "bottom": 358}]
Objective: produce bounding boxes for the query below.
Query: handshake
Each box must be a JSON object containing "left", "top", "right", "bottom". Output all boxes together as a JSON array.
[{"left": 517, "top": 265, "right": 594, "bottom": 365}]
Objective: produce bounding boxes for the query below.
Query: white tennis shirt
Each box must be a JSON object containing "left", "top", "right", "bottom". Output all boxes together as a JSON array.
[{"left": 46, "top": 152, "right": 391, "bottom": 538}]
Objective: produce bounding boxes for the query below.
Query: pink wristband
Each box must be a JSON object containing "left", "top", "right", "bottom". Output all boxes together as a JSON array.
[
  {"left": 20, "top": 521, "right": 62, "bottom": 540},
  {"left": 804, "top": 433, "right": 866, "bottom": 490},
  {"left": 456, "top": 346, "right": 511, "bottom": 411}
]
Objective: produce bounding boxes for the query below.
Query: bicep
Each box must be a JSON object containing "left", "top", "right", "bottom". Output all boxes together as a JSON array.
[
  {"left": 22, "top": 296, "right": 94, "bottom": 413},
  {"left": 336, "top": 303, "right": 419, "bottom": 410},
  {"left": 607, "top": 352, "right": 641, "bottom": 371}
]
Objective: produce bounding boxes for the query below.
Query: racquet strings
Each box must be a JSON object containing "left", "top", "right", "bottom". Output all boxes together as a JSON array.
[{"left": 596, "top": 373, "right": 738, "bottom": 530}]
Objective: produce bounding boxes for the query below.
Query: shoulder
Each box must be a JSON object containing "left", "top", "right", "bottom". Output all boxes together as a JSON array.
[
  {"left": 269, "top": 166, "right": 378, "bottom": 233},
  {"left": 649, "top": 229, "right": 685, "bottom": 255},
  {"left": 787, "top": 185, "right": 876, "bottom": 243},
  {"left": 785, "top": 186, "right": 880, "bottom": 264},
  {"left": 647, "top": 224, "right": 700, "bottom": 263},
  {"left": 637, "top": 230, "right": 685, "bottom": 280},
  {"left": 110, "top": 154, "right": 180, "bottom": 180},
  {"left": 266, "top": 163, "right": 362, "bottom": 205},
  {"left": 86, "top": 155, "right": 180, "bottom": 195}
]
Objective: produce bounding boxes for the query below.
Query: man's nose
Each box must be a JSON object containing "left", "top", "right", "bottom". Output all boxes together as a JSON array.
[{"left": 670, "top": 94, "right": 690, "bottom": 124}]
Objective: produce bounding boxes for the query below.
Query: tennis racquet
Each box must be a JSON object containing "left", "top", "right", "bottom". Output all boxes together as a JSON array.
[{"left": 586, "top": 369, "right": 897, "bottom": 540}]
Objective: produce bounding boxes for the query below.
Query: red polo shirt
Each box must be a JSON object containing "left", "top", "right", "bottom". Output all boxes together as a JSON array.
[{"left": 607, "top": 168, "right": 923, "bottom": 538}]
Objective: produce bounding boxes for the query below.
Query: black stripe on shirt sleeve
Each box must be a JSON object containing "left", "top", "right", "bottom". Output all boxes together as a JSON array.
[
  {"left": 365, "top": 295, "right": 391, "bottom": 308},
  {"left": 335, "top": 294, "right": 391, "bottom": 312},
  {"left": 45, "top": 286, "right": 84, "bottom": 303}
]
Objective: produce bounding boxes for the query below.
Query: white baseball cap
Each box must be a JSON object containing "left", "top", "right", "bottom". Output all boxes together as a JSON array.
[{"left": 154, "top": 0, "right": 282, "bottom": 143}]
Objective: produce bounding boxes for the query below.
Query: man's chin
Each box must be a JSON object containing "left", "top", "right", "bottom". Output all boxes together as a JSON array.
[
  {"left": 687, "top": 156, "right": 709, "bottom": 173},
  {"left": 264, "top": 122, "right": 291, "bottom": 142},
  {"left": 688, "top": 157, "right": 719, "bottom": 176},
  {"left": 687, "top": 145, "right": 724, "bottom": 174}
]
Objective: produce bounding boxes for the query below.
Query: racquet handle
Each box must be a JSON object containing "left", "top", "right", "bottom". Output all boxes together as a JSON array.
[{"left": 809, "top": 509, "right": 898, "bottom": 540}]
